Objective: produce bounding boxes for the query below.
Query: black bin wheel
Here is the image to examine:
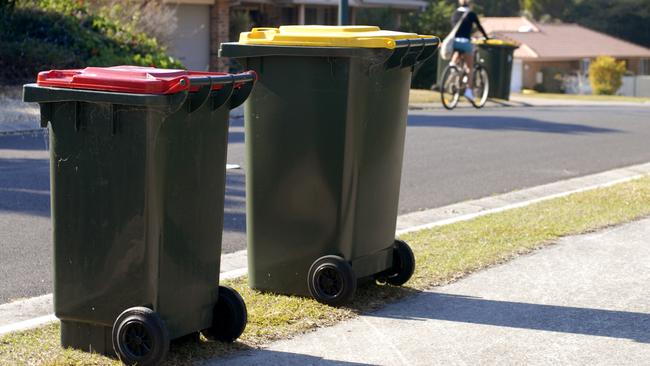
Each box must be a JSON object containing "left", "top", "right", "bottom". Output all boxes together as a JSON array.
[
  {"left": 201, "top": 285, "right": 247, "bottom": 342},
  {"left": 308, "top": 255, "right": 356, "bottom": 306},
  {"left": 112, "top": 306, "right": 170, "bottom": 366},
  {"left": 386, "top": 240, "right": 416, "bottom": 286}
]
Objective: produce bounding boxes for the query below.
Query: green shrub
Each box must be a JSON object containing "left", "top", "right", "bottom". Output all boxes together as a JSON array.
[
  {"left": 0, "top": 0, "right": 182, "bottom": 84},
  {"left": 589, "top": 56, "right": 626, "bottom": 95}
]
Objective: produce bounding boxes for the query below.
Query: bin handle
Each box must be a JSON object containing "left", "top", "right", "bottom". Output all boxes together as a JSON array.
[
  {"left": 387, "top": 37, "right": 440, "bottom": 70},
  {"left": 186, "top": 78, "right": 213, "bottom": 113},
  {"left": 227, "top": 71, "right": 257, "bottom": 110},
  {"left": 210, "top": 75, "right": 235, "bottom": 111},
  {"left": 188, "top": 71, "right": 256, "bottom": 112}
]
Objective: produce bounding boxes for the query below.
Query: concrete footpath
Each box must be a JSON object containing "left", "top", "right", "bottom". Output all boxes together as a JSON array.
[{"left": 212, "top": 217, "right": 650, "bottom": 366}]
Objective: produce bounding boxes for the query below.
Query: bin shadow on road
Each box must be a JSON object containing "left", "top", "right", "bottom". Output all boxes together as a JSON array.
[
  {"left": 407, "top": 115, "right": 621, "bottom": 135},
  {"left": 368, "top": 292, "right": 650, "bottom": 343}
]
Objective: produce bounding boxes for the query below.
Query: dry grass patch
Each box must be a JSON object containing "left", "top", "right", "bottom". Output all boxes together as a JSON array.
[
  {"left": 515, "top": 92, "right": 650, "bottom": 103},
  {"left": 409, "top": 89, "right": 439, "bottom": 104}
]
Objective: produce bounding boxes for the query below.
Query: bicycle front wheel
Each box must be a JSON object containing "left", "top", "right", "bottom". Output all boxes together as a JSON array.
[
  {"left": 440, "top": 66, "right": 462, "bottom": 110},
  {"left": 471, "top": 67, "right": 489, "bottom": 108}
]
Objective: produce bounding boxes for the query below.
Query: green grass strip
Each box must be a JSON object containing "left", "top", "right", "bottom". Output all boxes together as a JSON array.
[
  {"left": 2, "top": 176, "right": 650, "bottom": 365},
  {"left": 515, "top": 92, "right": 650, "bottom": 103}
]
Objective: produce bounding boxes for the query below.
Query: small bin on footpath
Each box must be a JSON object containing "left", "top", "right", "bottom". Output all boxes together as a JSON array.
[
  {"left": 220, "top": 26, "right": 439, "bottom": 306},
  {"left": 23, "top": 66, "right": 256, "bottom": 365}
]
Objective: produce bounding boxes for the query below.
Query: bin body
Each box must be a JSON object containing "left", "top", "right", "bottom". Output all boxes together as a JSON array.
[
  {"left": 436, "top": 40, "right": 518, "bottom": 100},
  {"left": 23, "top": 67, "right": 253, "bottom": 355},
  {"left": 476, "top": 42, "right": 518, "bottom": 100},
  {"left": 221, "top": 28, "right": 438, "bottom": 297}
]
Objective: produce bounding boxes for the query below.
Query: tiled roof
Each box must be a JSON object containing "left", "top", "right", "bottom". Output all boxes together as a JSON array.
[
  {"left": 481, "top": 17, "right": 650, "bottom": 60},
  {"left": 481, "top": 16, "right": 539, "bottom": 33},
  {"left": 251, "top": 0, "right": 427, "bottom": 9}
]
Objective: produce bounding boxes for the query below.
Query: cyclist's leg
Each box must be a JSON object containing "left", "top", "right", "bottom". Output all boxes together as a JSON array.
[
  {"left": 464, "top": 52, "right": 474, "bottom": 88},
  {"left": 451, "top": 50, "right": 461, "bottom": 66}
]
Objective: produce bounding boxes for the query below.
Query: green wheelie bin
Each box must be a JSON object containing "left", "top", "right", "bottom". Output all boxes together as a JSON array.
[
  {"left": 220, "top": 26, "right": 439, "bottom": 306},
  {"left": 436, "top": 39, "right": 518, "bottom": 100},
  {"left": 475, "top": 39, "right": 519, "bottom": 100},
  {"left": 23, "top": 66, "right": 255, "bottom": 365}
]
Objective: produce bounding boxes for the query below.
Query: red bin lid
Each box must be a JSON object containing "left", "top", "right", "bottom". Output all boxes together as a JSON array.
[{"left": 36, "top": 66, "right": 230, "bottom": 94}]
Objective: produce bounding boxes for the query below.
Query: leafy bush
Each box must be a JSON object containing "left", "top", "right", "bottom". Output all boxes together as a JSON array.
[
  {"left": 589, "top": 56, "right": 626, "bottom": 95},
  {"left": 0, "top": 0, "right": 183, "bottom": 84},
  {"left": 89, "top": 0, "right": 179, "bottom": 48}
]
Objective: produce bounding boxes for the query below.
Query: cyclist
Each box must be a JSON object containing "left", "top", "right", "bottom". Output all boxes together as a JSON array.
[{"left": 451, "top": 0, "right": 489, "bottom": 101}]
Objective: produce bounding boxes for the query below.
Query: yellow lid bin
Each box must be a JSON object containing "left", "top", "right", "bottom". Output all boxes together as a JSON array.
[
  {"left": 473, "top": 38, "right": 520, "bottom": 48},
  {"left": 239, "top": 25, "right": 438, "bottom": 49}
]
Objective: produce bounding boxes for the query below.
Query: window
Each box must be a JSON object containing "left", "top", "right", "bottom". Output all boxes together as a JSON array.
[
  {"left": 281, "top": 7, "right": 295, "bottom": 25},
  {"left": 580, "top": 58, "right": 591, "bottom": 75},
  {"left": 640, "top": 59, "right": 650, "bottom": 75}
]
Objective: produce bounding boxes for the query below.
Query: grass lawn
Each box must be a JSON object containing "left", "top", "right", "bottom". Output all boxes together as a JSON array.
[
  {"left": 514, "top": 91, "right": 650, "bottom": 103},
  {"left": 2, "top": 176, "right": 650, "bottom": 365},
  {"left": 409, "top": 89, "right": 439, "bottom": 104}
]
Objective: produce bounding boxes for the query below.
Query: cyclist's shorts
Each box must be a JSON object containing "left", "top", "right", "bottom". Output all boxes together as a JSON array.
[{"left": 453, "top": 37, "right": 473, "bottom": 54}]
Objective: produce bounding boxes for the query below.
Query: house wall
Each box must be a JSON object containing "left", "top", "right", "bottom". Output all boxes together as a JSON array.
[
  {"left": 625, "top": 58, "right": 650, "bottom": 76},
  {"left": 511, "top": 59, "right": 523, "bottom": 93},
  {"left": 522, "top": 61, "right": 578, "bottom": 91},
  {"left": 168, "top": 4, "right": 211, "bottom": 71},
  {"left": 210, "top": 0, "right": 229, "bottom": 71}
]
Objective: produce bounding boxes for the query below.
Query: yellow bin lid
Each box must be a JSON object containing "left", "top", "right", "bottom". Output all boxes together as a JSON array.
[
  {"left": 473, "top": 38, "right": 519, "bottom": 47},
  {"left": 239, "top": 26, "right": 437, "bottom": 49}
]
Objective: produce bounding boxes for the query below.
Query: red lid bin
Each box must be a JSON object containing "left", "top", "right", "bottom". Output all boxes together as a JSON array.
[{"left": 36, "top": 66, "right": 256, "bottom": 94}]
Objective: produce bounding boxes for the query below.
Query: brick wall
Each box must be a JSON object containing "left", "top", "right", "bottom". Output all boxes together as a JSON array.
[{"left": 210, "top": 0, "right": 230, "bottom": 71}]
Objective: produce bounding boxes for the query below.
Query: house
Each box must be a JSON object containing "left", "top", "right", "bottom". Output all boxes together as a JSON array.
[
  {"left": 164, "top": 0, "right": 427, "bottom": 72},
  {"left": 481, "top": 17, "right": 650, "bottom": 95}
]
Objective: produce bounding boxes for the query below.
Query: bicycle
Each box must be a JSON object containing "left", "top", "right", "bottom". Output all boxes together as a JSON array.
[{"left": 438, "top": 48, "right": 489, "bottom": 110}]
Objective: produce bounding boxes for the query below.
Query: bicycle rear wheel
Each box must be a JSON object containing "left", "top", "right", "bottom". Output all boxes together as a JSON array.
[
  {"left": 440, "top": 66, "right": 462, "bottom": 110},
  {"left": 471, "top": 67, "right": 489, "bottom": 108}
]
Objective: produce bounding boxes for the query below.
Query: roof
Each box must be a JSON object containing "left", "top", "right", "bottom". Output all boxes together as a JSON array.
[
  {"left": 481, "top": 17, "right": 650, "bottom": 61},
  {"left": 237, "top": 0, "right": 428, "bottom": 9},
  {"left": 481, "top": 16, "right": 539, "bottom": 33}
]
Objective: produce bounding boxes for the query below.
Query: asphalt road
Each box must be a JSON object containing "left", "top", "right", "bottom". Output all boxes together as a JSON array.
[{"left": 1, "top": 105, "right": 649, "bottom": 303}]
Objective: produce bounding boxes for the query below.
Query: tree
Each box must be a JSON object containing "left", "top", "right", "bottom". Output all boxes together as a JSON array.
[
  {"left": 403, "top": 0, "right": 455, "bottom": 36},
  {"left": 520, "top": 0, "right": 573, "bottom": 20},
  {"left": 565, "top": 0, "right": 650, "bottom": 48},
  {"left": 589, "top": 56, "right": 627, "bottom": 95},
  {"left": 403, "top": 0, "right": 456, "bottom": 89},
  {"left": 480, "top": 0, "right": 521, "bottom": 17}
]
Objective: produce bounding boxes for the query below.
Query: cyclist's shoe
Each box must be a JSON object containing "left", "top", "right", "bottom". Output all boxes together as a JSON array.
[{"left": 464, "top": 88, "right": 475, "bottom": 101}]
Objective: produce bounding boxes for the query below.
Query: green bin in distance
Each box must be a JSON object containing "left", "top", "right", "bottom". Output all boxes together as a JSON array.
[
  {"left": 436, "top": 39, "right": 518, "bottom": 100},
  {"left": 220, "top": 26, "right": 439, "bottom": 306},
  {"left": 476, "top": 40, "right": 519, "bottom": 100},
  {"left": 23, "top": 66, "right": 255, "bottom": 365}
]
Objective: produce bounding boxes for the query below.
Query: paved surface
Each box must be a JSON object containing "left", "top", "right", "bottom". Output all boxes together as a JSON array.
[
  {"left": 211, "top": 217, "right": 650, "bottom": 366},
  {"left": 2, "top": 105, "right": 650, "bottom": 303}
]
